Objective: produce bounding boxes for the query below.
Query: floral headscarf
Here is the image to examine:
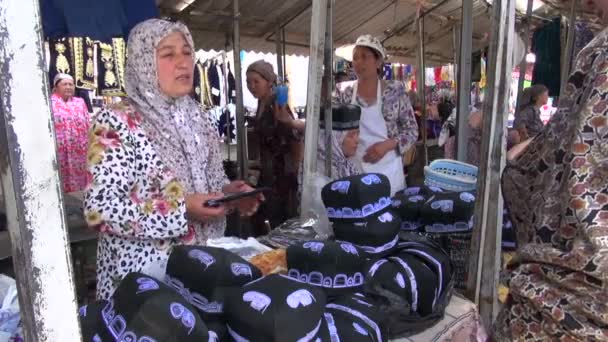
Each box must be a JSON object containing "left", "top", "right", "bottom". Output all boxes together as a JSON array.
[
  {"left": 125, "top": 19, "right": 226, "bottom": 196},
  {"left": 124, "top": 19, "right": 228, "bottom": 241}
]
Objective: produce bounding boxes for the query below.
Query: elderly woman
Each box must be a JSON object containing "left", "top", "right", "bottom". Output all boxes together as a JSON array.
[
  {"left": 493, "top": 0, "right": 608, "bottom": 339},
  {"left": 334, "top": 35, "right": 418, "bottom": 195},
  {"left": 84, "top": 19, "right": 262, "bottom": 300},
  {"left": 245, "top": 60, "right": 304, "bottom": 232},
  {"left": 50, "top": 73, "right": 90, "bottom": 192},
  {"left": 513, "top": 84, "right": 549, "bottom": 140}
]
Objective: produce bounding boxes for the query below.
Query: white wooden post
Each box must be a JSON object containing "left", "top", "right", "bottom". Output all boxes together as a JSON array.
[
  {"left": 466, "top": 0, "right": 515, "bottom": 328},
  {"left": 0, "top": 0, "right": 82, "bottom": 340},
  {"left": 300, "top": 0, "right": 328, "bottom": 217}
]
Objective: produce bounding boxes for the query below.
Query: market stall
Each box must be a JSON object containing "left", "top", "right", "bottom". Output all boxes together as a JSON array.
[{"left": 0, "top": 0, "right": 592, "bottom": 340}]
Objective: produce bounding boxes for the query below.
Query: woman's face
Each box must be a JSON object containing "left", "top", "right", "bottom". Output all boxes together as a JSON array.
[
  {"left": 156, "top": 32, "right": 194, "bottom": 98},
  {"left": 352, "top": 46, "right": 381, "bottom": 80},
  {"left": 246, "top": 71, "right": 272, "bottom": 100},
  {"left": 537, "top": 91, "right": 549, "bottom": 106},
  {"left": 55, "top": 79, "right": 75, "bottom": 99},
  {"left": 583, "top": 0, "right": 608, "bottom": 22}
]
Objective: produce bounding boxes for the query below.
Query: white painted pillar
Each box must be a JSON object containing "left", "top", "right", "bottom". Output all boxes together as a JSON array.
[
  {"left": 300, "top": 0, "right": 328, "bottom": 217},
  {"left": 0, "top": 0, "right": 82, "bottom": 340},
  {"left": 467, "top": 0, "right": 516, "bottom": 328}
]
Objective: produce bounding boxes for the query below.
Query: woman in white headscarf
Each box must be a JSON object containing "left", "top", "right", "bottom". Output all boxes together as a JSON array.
[
  {"left": 84, "top": 19, "right": 262, "bottom": 300},
  {"left": 50, "top": 73, "right": 90, "bottom": 192}
]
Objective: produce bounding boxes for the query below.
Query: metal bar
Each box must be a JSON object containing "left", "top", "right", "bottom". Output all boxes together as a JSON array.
[
  {"left": 335, "top": 0, "right": 396, "bottom": 42},
  {"left": 300, "top": 0, "right": 328, "bottom": 217},
  {"left": 323, "top": 0, "right": 334, "bottom": 177},
  {"left": 466, "top": 0, "right": 515, "bottom": 328},
  {"left": 0, "top": 0, "right": 81, "bottom": 340},
  {"left": 416, "top": 15, "right": 428, "bottom": 166},
  {"left": 233, "top": 0, "right": 248, "bottom": 180},
  {"left": 276, "top": 28, "right": 285, "bottom": 81},
  {"left": 560, "top": 0, "right": 577, "bottom": 97},
  {"left": 282, "top": 28, "right": 287, "bottom": 78},
  {"left": 455, "top": 0, "right": 473, "bottom": 162},
  {"left": 515, "top": 0, "right": 534, "bottom": 111},
  {"left": 261, "top": 0, "right": 312, "bottom": 38},
  {"left": 382, "top": 0, "right": 451, "bottom": 44}
]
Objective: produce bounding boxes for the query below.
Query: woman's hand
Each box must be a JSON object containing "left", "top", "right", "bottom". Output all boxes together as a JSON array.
[
  {"left": 507, "top": 138, "right": 533, "bottom": 161},
  {"left": 342, "top": 130, "right": 359, "bottom": 157},
  {"left": 273, "top": 103, "right": 295, "bottom": 125},
  {"left": 363, "top": 139, "right": 397, "bottom": 164},
  {"left": 185, "top": 193, "right": 226, "bottom": 222},
  {"left": 223, "top": 180, "right": 264, "bottom": 217},
  {"left": 273, "top": 103, "right": 305, "bottom": 131}
]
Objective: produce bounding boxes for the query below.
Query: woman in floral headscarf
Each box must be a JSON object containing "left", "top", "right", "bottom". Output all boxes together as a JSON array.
[
  {"left": 84, "top": 19, "right": 262, "bottom": 300},
  {"left": 493, "top": 0, "right": 608, "bottom": 339}
]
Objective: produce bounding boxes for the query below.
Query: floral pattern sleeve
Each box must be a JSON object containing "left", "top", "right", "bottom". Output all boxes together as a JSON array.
[
  {"left": 393, "top": 81, "right": 419, "bottom": 154},
  {"left": 84, "top": 108, "right": 188, "bottom": 239}
]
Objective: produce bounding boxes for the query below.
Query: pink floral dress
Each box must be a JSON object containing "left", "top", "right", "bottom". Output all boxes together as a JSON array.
[{"left": 51, "top": 93, "right": 90, "bottom": 192}]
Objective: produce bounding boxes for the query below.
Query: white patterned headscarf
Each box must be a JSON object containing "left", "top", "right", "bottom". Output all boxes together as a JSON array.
[{"left": 125, "top": 19, "right": 225, "bottom": 196}]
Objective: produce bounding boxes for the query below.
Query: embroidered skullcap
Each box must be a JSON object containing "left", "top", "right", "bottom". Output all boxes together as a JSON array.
[
  {"left": 246, "top": 60, "right": 277, "bottom": 84},
  {"left": 53, "top": 73, "right": 74, "bottom": 86}
]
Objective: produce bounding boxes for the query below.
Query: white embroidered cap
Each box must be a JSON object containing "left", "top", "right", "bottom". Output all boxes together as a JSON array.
[{"left": 354, "top": 34, "right": 386, "bottom": 59}]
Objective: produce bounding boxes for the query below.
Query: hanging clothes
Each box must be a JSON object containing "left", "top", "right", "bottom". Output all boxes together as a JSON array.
[
  {"left": 471, "top": 51, "right": 482, "bottom": 82},
  {"left": 228, "top": 62, "right": 236, "bottom": 104},
  {"left": 383, "top": 64, "right": 393, "bottom": 80},
  {"left": 71, "top": 37, "right": 96, "bottom": 90},
  {"left": 207, "top": 62, "right": 221, "bottom": 106},
  {"left": 425, "top": 68, "right": 436, "bottom": 87},
  {"left": 434, "top": 67, "right": 442, "bottom": 84},
  {"left": 48, "top": 38, "right": 75, "bottom": 88},
  {"left": 193, "top": 62, "right": 206, "bottom": 105},
  {"left": 217, "top": 63, "right": 226, "bottom": 107},
  {"left": 531, "top": 18, "right": 562, "bottom": 96},
  {"left": 96, "top": 38, "right": 127, "bottom": 96}
]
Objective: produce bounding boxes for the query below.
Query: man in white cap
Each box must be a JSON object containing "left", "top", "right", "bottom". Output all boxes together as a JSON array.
[{"left": 50, "top": 73, "right": 90, "bottom": 192}]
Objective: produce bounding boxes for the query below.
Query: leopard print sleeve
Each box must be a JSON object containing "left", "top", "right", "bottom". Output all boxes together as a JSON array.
[{"left": 84, "top": 107, "right": 188, "bottom": 239}]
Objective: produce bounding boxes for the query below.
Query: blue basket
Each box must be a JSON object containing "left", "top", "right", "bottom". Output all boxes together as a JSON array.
[{"left": 423, "top": 159, "right": 478, "bottom": 192}]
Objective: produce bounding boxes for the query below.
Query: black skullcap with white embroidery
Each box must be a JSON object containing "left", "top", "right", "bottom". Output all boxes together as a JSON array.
[
  {"left": 332, "top": 210, "right": 401, "bottom": 258},
  {"left": 78, "top": 272, "right": 211, "bottom": 341},
  {"left": 287, "top": 240, "right": 365, "bottom": 297},
  {"left": 322, "top": 173, "right": 392, "bottom": 223},
  {"left": 364, "top": 253, "right": 439, "bottom": 317},
  {"left": 391, "top": 191, "right": 429, "bottom": 232},
  {"left": 317, "top": 293, "right": 389, "bottom": 342},
  {"left": 223, "top": 274, "right": 327, "bottom": 342},
  {"left": 319, "top": 104, "right": 361, "bottom": 131},
  {"left": 165, "top": 246, "right": 262, "bottom": 320},
  {"left": 420, "top": 190, "right": 476, "bottom": 233}
]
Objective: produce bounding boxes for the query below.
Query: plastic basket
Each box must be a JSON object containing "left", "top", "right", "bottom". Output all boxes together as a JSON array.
[{"left": 424, "top": 159, "right": 478, "bottom": 192}]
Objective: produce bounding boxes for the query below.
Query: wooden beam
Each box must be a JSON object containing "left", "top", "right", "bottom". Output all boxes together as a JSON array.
[
  {"left": 466, "top": 0, "right": 516, "bottom": 328},
  {"left": 0, "top": 0, "right": 81, "bottom": 339}
]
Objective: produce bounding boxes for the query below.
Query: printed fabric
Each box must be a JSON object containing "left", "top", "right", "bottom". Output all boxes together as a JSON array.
[
  {"left": 51, "top": 93, "right": 90, "bottom": 192},
  {"left": 493, "top": 27, "right": 608, "bottom": 341}
]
